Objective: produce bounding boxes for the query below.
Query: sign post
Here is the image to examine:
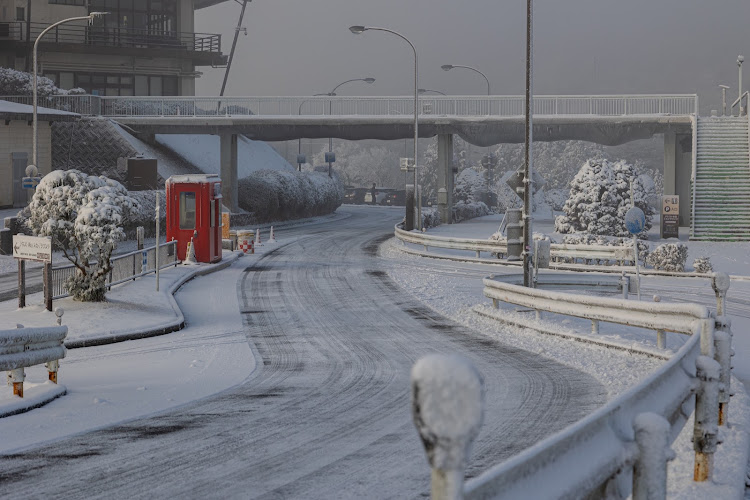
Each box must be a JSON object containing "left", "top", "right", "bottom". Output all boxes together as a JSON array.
[
  {"left": 661, "top": 195, "right": 679, "bottom": 239},
  {"left": 13, "top": 235, "right": 52, "bottom": 309},
  {"left": 625, "top": 207, "right": 646, "bottom": 301}
]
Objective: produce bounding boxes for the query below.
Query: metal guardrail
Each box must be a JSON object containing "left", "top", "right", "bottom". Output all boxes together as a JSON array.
[
  {"left": 0, "top": 324, "right": 67, "bottom": 398},
  {"left": 394, "top": 225, "right": 636, "bottom": 265},
  {"left": 0, "top": 94, "right": 699, "bottom": 118},
  {"left": 1, "top": 21, "right": 221, "bottom": 53},
  {"left": 409, "top": 275, "right": 733, "bottom": 499},
  {"left": 50, "top": 241, "right": 177, "bottom": 300}
]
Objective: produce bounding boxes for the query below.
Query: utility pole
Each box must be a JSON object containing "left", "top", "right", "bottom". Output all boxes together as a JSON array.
[
  {"left": 523, "top": 0, "right": 534, "bottom": 288},
  {"left": 220, "top": 0, "right": 250, "bottom": 97}
]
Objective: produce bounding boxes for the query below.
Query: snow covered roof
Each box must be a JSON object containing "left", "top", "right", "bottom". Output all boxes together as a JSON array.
[
  {"left": 0, "top": 100, "right": 79, "bottom": 121},
  {"left": 166, "top": 174, "right": 220, "bottom": 184}
]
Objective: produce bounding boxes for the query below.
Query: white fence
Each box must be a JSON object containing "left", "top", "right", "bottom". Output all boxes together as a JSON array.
[
  {"left": 410, "top": 275, "right": 733, "bottom": 499},
  {"left": 0, "top": 94, "right": 698, "bottom": 118},
  {"left": 394, "top": 225, "right": 636, "bottom": 266},
  {"left": 1, "top": 325, "right": 67, "bottom": 398}
]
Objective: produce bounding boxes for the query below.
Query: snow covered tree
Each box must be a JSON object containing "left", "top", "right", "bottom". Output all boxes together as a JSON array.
[
  {"left": 646, "top": 243, "right": 688, "bottom": 272},
  {"left": 554, "top": 158, "right": 655, "bottom": 237},
  {"left": 0, "top": 68, "right": 63, "bottom": 97},
  {"left": 26, "top": 170, "right": 139, "bottom": 302}
]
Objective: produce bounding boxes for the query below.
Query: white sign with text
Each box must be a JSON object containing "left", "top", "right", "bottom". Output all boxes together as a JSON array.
[{"left": 13, "top": 235, "right": 52, "bottom": 263}]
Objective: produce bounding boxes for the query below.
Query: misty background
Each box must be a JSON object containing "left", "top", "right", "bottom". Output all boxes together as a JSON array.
[{"left": 194, "top": 0, "right": 750, "bottom": 191}]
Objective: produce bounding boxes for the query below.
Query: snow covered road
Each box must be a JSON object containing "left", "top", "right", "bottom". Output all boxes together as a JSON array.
[{"left": 0, "top": 207, "right": 606, "bottom": 498}]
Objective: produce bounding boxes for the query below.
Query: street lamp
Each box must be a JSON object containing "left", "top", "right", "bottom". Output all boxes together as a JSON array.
[
  {"left": 31, "top": 12, "right": 108, "bottom": 173},
  {"left": 418, "top": 88, "right": 446, "bottom": 96},
  {"left": 350, "top": 25, "right": 421, "bottom": 230},
  {"left": 325, "top": 77, "right": 375, "bottom": 177},
  {"left": 440, "top": 64, "right": 491, "bottom": 96}
]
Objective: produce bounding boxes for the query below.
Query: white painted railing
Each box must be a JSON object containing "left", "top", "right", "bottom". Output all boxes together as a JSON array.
[
  {"left": 1, "top": 94, "right": 698, "bottom": 118},
  {"left": 1, "top": 325, "right": 67, "bottom": 398},
  {"left": 394, "top": 225, "right": 636, "bottom": 265},
  {"left": 410, "top": 275, "right": 733, "bottom": 499}
]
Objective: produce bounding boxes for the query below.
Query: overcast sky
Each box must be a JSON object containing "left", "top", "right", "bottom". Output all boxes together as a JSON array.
[{"left": 196, "top": 0, "right": 749, "bottom": 112}]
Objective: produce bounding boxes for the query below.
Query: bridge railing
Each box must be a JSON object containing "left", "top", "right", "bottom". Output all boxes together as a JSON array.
[{"left": 0, "top": 94, "right": 698, "bottom": 118}]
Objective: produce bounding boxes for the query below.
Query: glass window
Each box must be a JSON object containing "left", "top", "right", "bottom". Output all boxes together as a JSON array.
[
  {"left": 16, "top": 7, "right": 24, "bottom": 21},
  {"left": 134, "top": 75, "right": 148, "bottom": 95},
  {"left": 149, "top": 76, "right": 162, "bottom": 96},
  {"left": 120, "top": 75, "right": 133, "bottom": 85},
  {"left": 179, "top": 192, "right": 196, "bottom": 230},
  {"left": 59, "top": 72, "right": 74, "bottom": 89},
  {"left": 210, "top": 199, "right": 216, "bottom": 228},
  {"left": 107, "top": 75, "right": 119, "bottom": 84},
  {"left": 163, "top": 76, "right": 178, "bottom": 96}
]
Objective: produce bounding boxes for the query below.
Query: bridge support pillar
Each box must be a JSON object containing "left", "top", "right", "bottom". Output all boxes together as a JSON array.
[
  {"left": 663, "top": 131, "right": 692, "bottom": 227},
  {"left": 220, "top": 133, "right": 239, "bottom": 213},
  {"left": 437, "top": 134, "right": 455, "bottom": 223}
]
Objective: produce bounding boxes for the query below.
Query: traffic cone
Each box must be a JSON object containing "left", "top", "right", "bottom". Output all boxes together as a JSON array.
[
  {"left": 269, "top": 226, "right": 277, "bottom": 243},
  {"left": 255, "top": 229, "right": 263, "bottom": 247},
  {"left": 184, "top": 238, "right": 197, "bottom": 264}
]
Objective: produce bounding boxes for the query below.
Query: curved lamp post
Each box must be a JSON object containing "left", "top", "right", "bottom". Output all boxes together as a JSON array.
[
  {"left": 296, "top": 78, "right": 375, "bottom": 173},
  {"left": 441, "top": 64, "right": 490, "bottom": 96},
  {"left": 31, "top": 12, "right": 108, "bottom": 172},
  {"left": 418, "top": 88, "right": 446, "bottom": 96},
  {"left": 350, "top": 25, "right": 421, "bottom": 229}
]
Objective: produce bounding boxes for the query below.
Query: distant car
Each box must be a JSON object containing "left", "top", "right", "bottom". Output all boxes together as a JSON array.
[
  {"left": 344, "top": 187, "right": 368, "bottom": 204},
  {"left": 364, "top": 187, "right": 396, "bottom": 205},
  {"left": 383, "top": 190, "right": 406, "bottom": 206}
]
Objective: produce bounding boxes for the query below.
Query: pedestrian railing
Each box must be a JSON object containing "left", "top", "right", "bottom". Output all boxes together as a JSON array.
[
  {"left": 1, "top": 324, "right": 67, "bottom": 399},
  {"left": 0, "top": 94, "right": 698, "bottom": 118},
  {"left": 410, "top": 274, "right": 733, "bottom": 499},
  {"left": 50, "top": 241, "right": 177, "bottom": 300}
]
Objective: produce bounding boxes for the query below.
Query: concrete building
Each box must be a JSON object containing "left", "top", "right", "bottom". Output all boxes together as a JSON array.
[
  {"left": 0, "top": 99, "right": 77, "bottom": 207},
  {"left": 0, "top": 0, "right": 226, "bottom": 96}
]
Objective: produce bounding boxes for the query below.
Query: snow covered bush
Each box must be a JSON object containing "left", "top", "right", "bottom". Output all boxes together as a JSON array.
[
  {"left": 452, "top": 201, "right": 491, "bottom": 223},
  {"left": 554, "top": 158, "right": 655, "bottom": 237},
  {"left": 421, "top": 208, "right": 441, "bottom": 229},
  {"left": 454, "top": 167, "right": 486, "bottom": 203},
  {"left": 645, "top": 243, "right": 688, "bottom": 272},
  {"left": 693, "top": 256, "right": 713, "bottom": 274},
  {"left": 0, "top": 68, "right": 63, "bottom": 97},
  {"left": 237, "top": 169, "right": 343, "bottom": 222},
  {"left": 26, "top": 170, "right": 139, "bottom": 301}
]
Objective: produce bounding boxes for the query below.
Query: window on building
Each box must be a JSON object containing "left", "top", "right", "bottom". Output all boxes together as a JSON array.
[
  {"left": 16, "top": 7, "right": 24, "bottom": 21},
  {"left": 43, "top": 71, "right": 179, "bottom": 96},
  {"left": 179, "top": 192, "right": 196, "bottom": 230},
  {"left": 48, "top": 0, "right": 86, "bottom": 5}
]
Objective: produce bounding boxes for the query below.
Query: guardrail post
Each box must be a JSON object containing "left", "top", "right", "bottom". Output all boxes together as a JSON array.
[
  {"left": 591, "top": 319, "right": 599, "bottom": 334},
  {"left": 713, "top": 317, "right": 732, "bottom": 426},
  {"left": 653, "top": 295, "right": 666, "bottom": 349},
  {"left": 711, "top": 272, "right": 730, "bottom": 316},
  {"left": 633, "top": 412, "right": 672, "bottom": 500},
  {"left": 9, "top": 368, "right": 24, "bottom": 398},
  {"left": 412, "top": 355, "right": 483, "bottom": 500},
  {"left": 620, "top": 273, "right": 629, "bottom": 299},
  {"left": 45, "top": 359, "right": 59, "bottom": 384},
  {"left": 693, "top": 356, "right": 721, "bottom": 482}
]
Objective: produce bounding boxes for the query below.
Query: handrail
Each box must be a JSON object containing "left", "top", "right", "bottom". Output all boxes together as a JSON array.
[
  {"left": 411, "top": 275, "right": 733, "bottom": 498},
  {"left": 731, "top": 90, "right": 749, "bottom": 116}
]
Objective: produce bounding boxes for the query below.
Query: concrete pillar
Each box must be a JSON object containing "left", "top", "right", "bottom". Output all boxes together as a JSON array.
[
  {"left": 220, "top": 133, "right": 239, "bottom": 213},
  {"left": 437, "top": 134, "right": 455, "bottom": 223},
  {"left": 663, "top": 131, "right": 693, "bottom": 227}
]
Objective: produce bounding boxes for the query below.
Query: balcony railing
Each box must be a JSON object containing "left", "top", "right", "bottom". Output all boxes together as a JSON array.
[{"left": 0, "top": 21, "right": 221, "bottom": 54}]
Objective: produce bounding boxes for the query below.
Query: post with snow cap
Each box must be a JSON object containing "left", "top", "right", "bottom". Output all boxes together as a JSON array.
[
  {"left": 632, "top": 412, "right": 673, "bottom": 500},
  {"left": 625, "top": 206, "right": 646, "bottom": 301},
  {"left": 411, "top": 354, "right": 483, "bottom": 500},
  {"left": 693, "top": 355, "right": 721, "bottom": 482},
  {"left": 714, "top": 316, "right": 732, "bottom": 426},
  {"left": 712, "top": 272, "right": 730, "bottom": 317}
]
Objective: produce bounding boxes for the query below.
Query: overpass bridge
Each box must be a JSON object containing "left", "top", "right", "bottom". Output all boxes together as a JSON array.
[{"left": 7, "top": 94, "right": 749, "bottom": 239}]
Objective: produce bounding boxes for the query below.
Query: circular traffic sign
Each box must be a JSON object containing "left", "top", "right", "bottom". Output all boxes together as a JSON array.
[{"left": 625, "top": 207, "right": 646, "bottom": 234}]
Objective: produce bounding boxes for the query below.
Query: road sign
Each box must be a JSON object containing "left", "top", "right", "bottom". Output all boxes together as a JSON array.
[
  {"left": 324, "top": 152, "right": 336, "bottom": 163},
  {"left": 22, "top": 176, "right": 41, "bottom": 189},
  {"left": 661, "top": 195, "right": 679, "bottom": 239},
  {"left": 12, "top": 235, "right": 52, "bottom": 263},
  {"left": 625, "top": 207, "right": 646, "bottom": 234},
  {"left": 400, "top": 157, "right": 415, "bottom": 172},
  {"left": 296, "top": 154, "right": 306, "bottom": 164}
]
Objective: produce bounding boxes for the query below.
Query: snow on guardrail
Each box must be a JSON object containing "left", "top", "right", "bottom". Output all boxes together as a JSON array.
[
  {"left": 0, "top": 325, "right": 67, "bottom": 398},
  {"left": 411, "top": 275, "right": 734, "bottom": 499}
]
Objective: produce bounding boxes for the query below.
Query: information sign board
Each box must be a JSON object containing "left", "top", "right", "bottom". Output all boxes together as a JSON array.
[
  {"left": 12, "top": 235, "right": 52, "bottom": 263},
  {"left": 661, "top": 195, "right": 679, "bottom": 239},
  {"left": 400, "top": 157, "right": 415, "bottom": 172},
  {"left": 22, "top": 176, "right": 41, "bottom": 189}
]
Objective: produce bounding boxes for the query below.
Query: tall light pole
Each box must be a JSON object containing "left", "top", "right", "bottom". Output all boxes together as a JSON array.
[
  {"left": 325, "top": 77, "right": 375, "bottom": 177},
  {"left": 440, "top": 64, "right": 491, "bottom": 96},
  {"left": 31, "top": 12, "right": 108, "bottom": 172},
  {"left": 523, "top": 0, "right": 534, "bottom": 287},
  {"left": 350, "top": 25, "right": 421, "bottom": 229}
]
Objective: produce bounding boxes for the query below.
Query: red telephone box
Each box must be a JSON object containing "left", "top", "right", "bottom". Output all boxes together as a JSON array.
[{"left": 166, "top": 174, "right": 222, "bottom": 263}]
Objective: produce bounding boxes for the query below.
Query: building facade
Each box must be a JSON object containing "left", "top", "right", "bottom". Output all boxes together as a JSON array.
[{"left": 0, "top": 0, "right": 226, "bottom": 96}]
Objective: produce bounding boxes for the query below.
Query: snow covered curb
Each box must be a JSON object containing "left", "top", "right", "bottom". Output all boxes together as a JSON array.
[
  {"left": 64, "top": 252, "right": 240, "bottom": 349},
  {"left": 473, "top": 304, "right": 670, "bottom": 359},
  {"left": 0, "top": 381, "right": 67, "bottom": 419}
]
